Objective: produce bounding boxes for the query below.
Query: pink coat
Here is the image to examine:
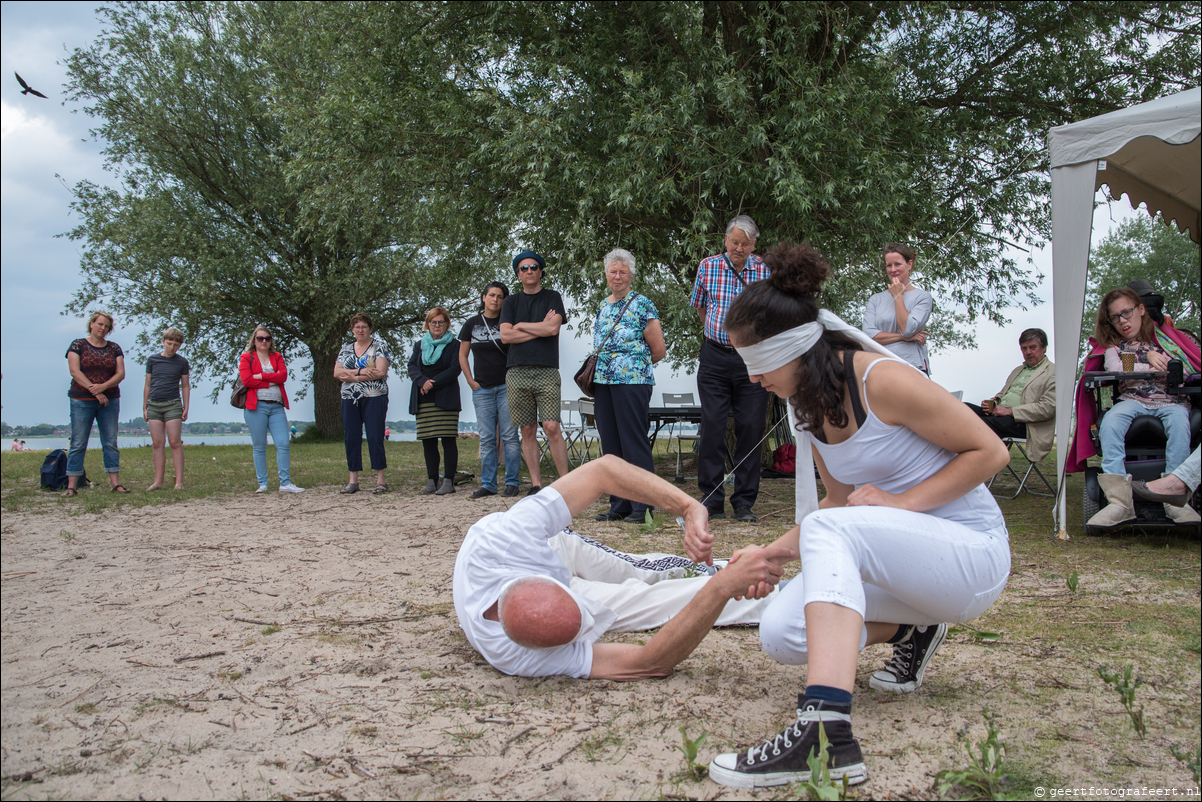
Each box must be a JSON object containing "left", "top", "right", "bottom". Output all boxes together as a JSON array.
[{"left": 1066, "top": 323, "right": 1200, "bottom": 473}]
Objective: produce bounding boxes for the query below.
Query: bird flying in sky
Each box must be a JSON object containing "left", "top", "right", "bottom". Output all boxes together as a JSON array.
[{"left": 15, "top": 72, "right": 48, "bottom": 99}]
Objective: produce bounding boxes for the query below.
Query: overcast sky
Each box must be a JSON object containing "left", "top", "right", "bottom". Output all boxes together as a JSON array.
[{"left": 0, "top": 1, "right": 1142, "bottom": 427}]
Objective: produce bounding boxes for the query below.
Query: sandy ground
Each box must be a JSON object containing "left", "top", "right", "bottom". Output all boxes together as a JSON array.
[{"left": 2, "top": 488, "right": 1199, "bottom": 800}]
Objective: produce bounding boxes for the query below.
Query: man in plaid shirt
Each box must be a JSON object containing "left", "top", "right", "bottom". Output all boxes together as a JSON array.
[{"left": 688, "top": 215, "right": 771, "bottom": 522}]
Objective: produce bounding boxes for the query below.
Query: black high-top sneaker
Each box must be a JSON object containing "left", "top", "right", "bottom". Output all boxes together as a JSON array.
[
  {"left": 869, "top": 622, "right": 948, "bottom": 693},
  {"left": 708, "top": 696, "right": 867, "bottom": 788}
]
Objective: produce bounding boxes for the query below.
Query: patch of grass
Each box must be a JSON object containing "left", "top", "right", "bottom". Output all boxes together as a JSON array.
[
  {"left": 935, "top": 709, "right": 1010, "bottom": 800},
  {"left": 1, "top": 440, "right": 432, "bottom": 514},
  {"left": 74, "top": 702, "right": 97, "bottom": 715},
  {"left": 217, "top": 670, "right": 244, "bottom": 683},
  {"left": 1098, "top": 664, "right": 1146, "bottom": 738},
  {"left": 260, "top": 624, "right": 280, "bottom": 635},
  {"left": 351, "top": 723, "right": 379, "bottom": 739}
]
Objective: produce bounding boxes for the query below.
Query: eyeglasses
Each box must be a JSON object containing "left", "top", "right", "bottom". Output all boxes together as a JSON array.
[
  {"left": 517, "top": 264, "right": 541, "bottom": 272},
  {"left": 256, "top": 335, "right": 273, "bottom": 342},
  {"left": 1107, "top": 307, "right": 1137, "bottom": 326},
  {"left": 429, "top": 320, "right": 448, "bottom": 327}
]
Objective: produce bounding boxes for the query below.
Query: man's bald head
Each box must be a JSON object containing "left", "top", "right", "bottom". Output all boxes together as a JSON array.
[{"left": 498, "top": 577, "right": 582, "bottom": 649}]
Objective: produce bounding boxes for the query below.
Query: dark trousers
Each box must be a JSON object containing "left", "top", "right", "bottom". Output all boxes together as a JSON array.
[
  {"left": 697, "top": 339, "right": 770, "bottom": 513},
  {"left": 593, "top": 383, "right": 655, "bottom": 516},
  {"left": 965, "top": 403, "right": 1027, "bottom": 440},
  {"left": 422, "top": 437, "right": 459, "bottom": 480},
  {"left": 342, "top": 395, "right": 389, "bottom": 472}
]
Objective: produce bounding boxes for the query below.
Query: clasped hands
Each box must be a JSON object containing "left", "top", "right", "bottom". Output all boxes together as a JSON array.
[{"left": 680, "top": 501, "right": 794, "bottom": 601}]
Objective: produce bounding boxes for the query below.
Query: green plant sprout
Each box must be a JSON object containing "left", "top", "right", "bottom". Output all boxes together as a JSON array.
[
  {"left": 935, "top": 708, "right": 1009, "bottom": 800},
  {"left": 1066, "top": 570, "right": 1079, "bottom": 594},
  {"left": 800, "top": 721, "right": 848, "bottom": 801},
  {"left": 639, "top": 509, "right": 666, "bottom": 534},
  {"left": 675, "top": 727, "right": 708, "bottom": 780},
  {"left": 948, "top": 624, "right": 1002, "bottom": 643},
  {"left": 1170, "top": 742, "right": 1200, "bottom": 783},
  {"left": 1097, "top": 664, "right": 1145, "bottom": 738}
]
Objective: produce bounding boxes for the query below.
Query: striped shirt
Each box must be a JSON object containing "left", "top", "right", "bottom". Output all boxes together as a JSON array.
[{"left": 688, "top": 253, "right": 768, "bottom": 346}]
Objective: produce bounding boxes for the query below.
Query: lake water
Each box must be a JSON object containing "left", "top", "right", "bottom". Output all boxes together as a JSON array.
[{"left": 11, "top": 432, "right": 418, "bottom": 451}]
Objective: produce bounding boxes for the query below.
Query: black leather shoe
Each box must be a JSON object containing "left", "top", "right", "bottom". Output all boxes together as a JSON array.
[
  {"left": 624, "top": 510, "right": 652, "bottom": 524},
  {"left": 595, "top": 511, "right": 624, "bottom": 521},
  {"left": 734, "top": 506, "right": 757, "bottom": 522},
  {"left": 708, "top": 510, "right": 726, "bottom": 521}
]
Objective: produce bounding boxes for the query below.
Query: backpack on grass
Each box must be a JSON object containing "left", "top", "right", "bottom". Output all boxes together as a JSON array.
[{"left": 40, "top": 449, "right": 86, "bottom": 491}]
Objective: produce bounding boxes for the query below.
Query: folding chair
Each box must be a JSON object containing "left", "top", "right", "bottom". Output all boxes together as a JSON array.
[
  {"left": 662, "top": 392, "right": 700, "bottom": 483},
  {"left": 988, "top": 437, "right": 1055, "bottom": 499},
  {"left": 574, "top": 399, "right": 603, "bottom": 462},
  {"left": 560, "top": 399, "right": 584, "bottom": 465}
]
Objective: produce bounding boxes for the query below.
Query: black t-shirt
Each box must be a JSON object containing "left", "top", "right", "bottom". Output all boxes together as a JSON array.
[
  {"left": 458, "top": 314, "right": 509, "bottom": 388},
  {"left": 499, "top": 288, "right": 568, "bottom": 369},
  {"left": 145, "top": 353, "right": 191, "bottom": 401}
]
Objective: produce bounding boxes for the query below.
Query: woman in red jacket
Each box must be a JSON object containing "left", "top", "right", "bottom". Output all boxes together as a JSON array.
[{"left": 240, "top": 326, "right": 303, "bottom": 493}]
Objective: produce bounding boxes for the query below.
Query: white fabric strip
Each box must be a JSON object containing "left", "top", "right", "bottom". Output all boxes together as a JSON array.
[{"left": 733, "top": 309, "right": 895, "bottom": 524}]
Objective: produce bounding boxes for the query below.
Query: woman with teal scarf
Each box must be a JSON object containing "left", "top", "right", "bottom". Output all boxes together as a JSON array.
[{"left": 408, "top": 307, "right": 463, "bottom": 495}]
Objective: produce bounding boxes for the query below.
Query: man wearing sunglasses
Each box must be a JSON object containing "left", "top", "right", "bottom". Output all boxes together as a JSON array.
[{"left": 500, "top": 250, "right": 572, "bottom": 494}]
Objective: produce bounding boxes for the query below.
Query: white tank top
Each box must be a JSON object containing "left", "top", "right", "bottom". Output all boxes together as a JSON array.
[{"left": 810, "top": 357, "right": 1006, "bottom": 534}]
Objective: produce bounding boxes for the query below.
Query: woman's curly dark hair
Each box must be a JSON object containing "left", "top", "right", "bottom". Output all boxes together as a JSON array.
[{"left": 725, "top": 241, "right": 862, "bottom": 436}]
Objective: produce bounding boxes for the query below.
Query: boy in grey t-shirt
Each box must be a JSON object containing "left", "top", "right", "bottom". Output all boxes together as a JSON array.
[{"left": 143, "top": 328, "right": 190, "bottom": 490}]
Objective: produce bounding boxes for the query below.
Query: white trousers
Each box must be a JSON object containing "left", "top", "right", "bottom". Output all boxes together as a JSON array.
[
  {"left": 760, "top": 507, "right": 1010, "bottom": 665},
  {"left": 549, "top": 531, "right": 777, "bottom": 632}
]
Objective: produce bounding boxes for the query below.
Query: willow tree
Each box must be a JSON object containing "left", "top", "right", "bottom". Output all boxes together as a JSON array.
[
  {"left": 286, "top": 1, "right": 1200, "bottom": 363},
  {"left": 62, "top": 1, "right": 506, "bottom": 435}
]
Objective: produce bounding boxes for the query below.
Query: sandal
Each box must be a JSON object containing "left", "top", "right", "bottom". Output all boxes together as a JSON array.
[
  {"left": 111, "top": 484, "right": 131, "bottom": 494},
  {"left": 65, "top": 487, "right": 78, "bottom": 497},
  {"left": 339, "top": 483, "right": 360, "bottom": 494},
  {"left": 372, "top": 483, "right": 390, "bottom": 495}
]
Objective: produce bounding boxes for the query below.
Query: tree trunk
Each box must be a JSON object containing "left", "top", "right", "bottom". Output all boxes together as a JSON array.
[{"left": 309, "top": 342, "right": 343, "bottom": 438}]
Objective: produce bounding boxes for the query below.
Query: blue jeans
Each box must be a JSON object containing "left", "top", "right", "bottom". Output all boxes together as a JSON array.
[
  {"left": 244, "top": 403, "right": 291, "bottom": 486},
  {"left": 1099, "top": 399, "right": 1191, "bottom": 476},
  {"left": 67, "top": 397, "right": 120, "bottom": 476},
  {"left": 473, "top": 385, "right": 521, "bottom": 491}
]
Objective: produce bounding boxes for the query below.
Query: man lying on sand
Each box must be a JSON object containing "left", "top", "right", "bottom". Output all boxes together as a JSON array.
[{"left": 453, "top": 454, "right": 794, "bottom": 680}]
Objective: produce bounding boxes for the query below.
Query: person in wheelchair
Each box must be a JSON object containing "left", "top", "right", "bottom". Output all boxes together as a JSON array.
[{"left": 1085, "top": 287, "right": 1200, "bottom": 526}]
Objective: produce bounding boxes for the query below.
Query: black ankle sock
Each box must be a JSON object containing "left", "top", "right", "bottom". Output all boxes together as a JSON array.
[
  {"left": 805, "top": 684, "right": 852, "bottom": 706},
  {"left": 886, "top": 624, "right": 908, "bottom": 644}
]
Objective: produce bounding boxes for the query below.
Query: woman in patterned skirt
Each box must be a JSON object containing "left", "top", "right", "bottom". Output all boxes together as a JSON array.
[{"left": 408, "top": 307, "right": 462, "bottom": 495}]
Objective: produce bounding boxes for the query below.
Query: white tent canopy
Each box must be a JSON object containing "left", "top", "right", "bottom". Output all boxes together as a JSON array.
[{"left": 1048, "top": 87, "right": 1201, "bottom": 538}]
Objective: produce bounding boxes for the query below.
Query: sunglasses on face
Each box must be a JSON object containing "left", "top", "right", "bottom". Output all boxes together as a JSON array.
[
  {"left": 256, "top": 335, "right": 273, "bottom": 342},
  {"left": 518, "top": 264, "right": 541, "bottom": 273},
  {"left": 1108, "top": 307, "right": 1137, "bottom": 326}
]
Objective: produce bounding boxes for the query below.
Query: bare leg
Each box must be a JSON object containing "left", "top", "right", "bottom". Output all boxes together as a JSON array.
[
  {"left": 542, "top": 420, "right": 570, "bottom": 477},
  {"left": 348, "top": 470, "right": 359, "bottom": 485},
  {"left": 803, "top": 601, "right": 866, "bottom": 693},
  {"left": 166, "top": 419, "right": 185, "bottom": 489},
  {"left": 148, "top": 420, "right": 167, "bottom": 490},
  {"left": 376, "top": 468, "right": 386, "bottom": 487},
  {"left": 521, "top": 423, "right": 542, "bottom": 487}
]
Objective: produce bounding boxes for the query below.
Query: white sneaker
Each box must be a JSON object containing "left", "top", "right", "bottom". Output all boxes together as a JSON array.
[
  {"left": 256, "top": 484, "right": 268, "bottom": 493},
  {"left": 279, "top": 483, "right": 304, "bottom": 493}
]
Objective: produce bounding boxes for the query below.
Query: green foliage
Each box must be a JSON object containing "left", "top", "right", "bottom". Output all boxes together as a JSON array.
[
  {"left": 1083, "top": 213, "right": 1201, "bottom": 344},
  {"left": 1065, "top": 570, "right": 1079, "bottom": 594},
  {"left": 1098, "top": 664, "right": 1146, "bottom": 738},
  {"left": 61, "top": 2, "right": 502, "bottom": 436},
  {"left": 674, "top": 726, "right": 708, "bottom": 781},
  {"left": 935, "top": 709, "right": 1009, "bottom": 800},
  {"left": 291, "top": 2, "right": 1200, "bottom": 366},
  {"left": 801, "top": 722, "right": 848, "bottom": 801}
]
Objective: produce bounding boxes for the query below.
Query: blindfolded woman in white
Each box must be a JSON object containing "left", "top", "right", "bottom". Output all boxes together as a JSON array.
[{"left": 698, "top": 242, "right": 1011, "bottom": 790}]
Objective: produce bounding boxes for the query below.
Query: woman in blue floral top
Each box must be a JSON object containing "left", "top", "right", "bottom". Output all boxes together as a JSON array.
[{"left": 591, "top": 248, "right": 667, "bottom": 522}]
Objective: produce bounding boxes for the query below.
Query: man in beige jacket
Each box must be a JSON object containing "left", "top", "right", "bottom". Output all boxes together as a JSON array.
[{"left": 965, "top": 328, "right": 1055, "bottom": 461}]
